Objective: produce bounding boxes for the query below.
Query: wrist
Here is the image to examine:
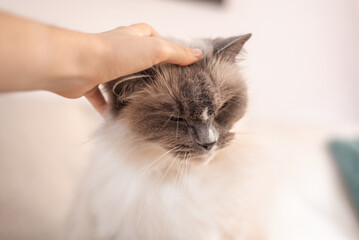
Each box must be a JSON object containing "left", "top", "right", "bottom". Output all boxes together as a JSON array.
[
  {"left": 42, "top": 30, "right": 107, "bottom": 98},
  {"left": 80, "top": 33, "right": 110, "bottom": 85}
]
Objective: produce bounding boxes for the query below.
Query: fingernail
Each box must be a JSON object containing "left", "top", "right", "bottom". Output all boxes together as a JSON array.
[{"left": 191, "top": 48, "right": 203, "bottom": 58}]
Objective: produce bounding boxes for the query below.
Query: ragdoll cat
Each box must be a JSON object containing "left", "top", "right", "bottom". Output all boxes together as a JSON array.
[{"left": 66, "top": 34, "right": 268, "bottom": 240}]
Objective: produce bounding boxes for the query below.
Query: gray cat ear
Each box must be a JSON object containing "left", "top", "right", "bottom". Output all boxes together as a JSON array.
[
  {"left": 105, "top": 71, "right": 153, "bottom": 113},
  {"left": 213, "top": 33, "right": 252, "bottom": 61}
]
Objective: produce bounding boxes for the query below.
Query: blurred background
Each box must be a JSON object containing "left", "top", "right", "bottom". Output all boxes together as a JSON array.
[{"left": 0, "top": 0, "right": 358, "bottom": 239}]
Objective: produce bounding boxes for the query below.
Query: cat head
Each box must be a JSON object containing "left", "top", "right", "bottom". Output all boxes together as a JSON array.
[{"left": 105, "top": 34, "right": 251, "bottom": 161}]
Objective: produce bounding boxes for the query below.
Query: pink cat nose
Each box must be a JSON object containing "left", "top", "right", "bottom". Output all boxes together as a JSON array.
[{"left": 197, "top": 141, "right": 216, "bottom": 151}]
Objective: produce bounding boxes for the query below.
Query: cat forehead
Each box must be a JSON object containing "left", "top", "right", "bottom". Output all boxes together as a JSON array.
[
  {"left": 153, "top": 61, "right": 223, "bottom": 119},
  {"left": 176, "top": 83, "right": 217, "bottom": 121}
]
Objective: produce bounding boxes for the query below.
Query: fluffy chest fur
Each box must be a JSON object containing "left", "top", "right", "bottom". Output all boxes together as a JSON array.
[{"left": 68, "top": 122, "right": 260, "bottom": 240}]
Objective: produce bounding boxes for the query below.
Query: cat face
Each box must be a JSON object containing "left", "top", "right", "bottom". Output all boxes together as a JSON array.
[{"left": 106, "top": 34, "right": 251, "bottom": 161}]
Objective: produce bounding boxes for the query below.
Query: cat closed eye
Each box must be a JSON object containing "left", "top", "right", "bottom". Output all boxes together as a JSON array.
[
  {"left": 170, "top": 116, "right": 185, "bottom": 122},
  {"left": 219, "top": 101, "right": 229, "bottom": 111}
]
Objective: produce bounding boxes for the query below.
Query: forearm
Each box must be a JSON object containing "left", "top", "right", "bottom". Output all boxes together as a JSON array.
[{"left": 0, "top": 12, "right": 101, "bottom": 97}]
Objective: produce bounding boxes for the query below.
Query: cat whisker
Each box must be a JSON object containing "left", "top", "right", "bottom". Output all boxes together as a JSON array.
[
  {"left": 187, "top": 126, "right": 196, "bottom": 146},
  {"left": 169, "top": 157, "right": 183, "bottom": 208},
  {"left": 222, "top": 146, "right": 265, "bottom": 176},
  {"left": 137, "top": 146, "right": 180, "bottom": 179},
  {"left": 183, "top": 157, "right": 189, "bottom": 207},
  {"left": 174, "top": 153, "right": 189, "bottom": 237},
  {"left": 160, "top": 155, "right": 184, "bottom": 238},
  {"left": 135, "top": 154, "right": 179, "bottom": 228},
  {"left": 173, "top": 154, "right": 184, "bottom": 238},
  {"left": 175, "top": 113, "right": 179, "bottom": 140}
]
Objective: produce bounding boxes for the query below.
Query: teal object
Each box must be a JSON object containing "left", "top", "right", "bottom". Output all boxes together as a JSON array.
[{"left": 330, "top": 139, "right": 359, "bottom": 217}]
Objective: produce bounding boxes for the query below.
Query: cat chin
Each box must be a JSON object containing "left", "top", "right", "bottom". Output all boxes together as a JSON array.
[{"left": 189, "top": 146, "right": 218, "bottom": 166}]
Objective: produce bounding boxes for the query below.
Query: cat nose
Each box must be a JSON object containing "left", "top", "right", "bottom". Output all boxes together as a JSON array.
[{"left": 197, "top": 141, "right": 216, "bottom": 151}]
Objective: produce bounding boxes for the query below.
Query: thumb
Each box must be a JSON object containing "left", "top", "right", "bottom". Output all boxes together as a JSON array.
[{"left": 158, "top": 40, "right": 203, "bottom": 66}]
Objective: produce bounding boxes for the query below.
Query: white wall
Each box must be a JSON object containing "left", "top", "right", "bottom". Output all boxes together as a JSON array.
[{"left": 1, "top": 0, "right": 358, "bottom": 126}]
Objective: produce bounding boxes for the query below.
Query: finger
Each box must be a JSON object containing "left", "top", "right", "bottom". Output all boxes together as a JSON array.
[
  {"left": 128, "top": 23, "right": 159, "bottom": 37},
  {"left": 156, "top": 40, "right": 203, "bottom": 66},
  {"left": 84, "top": 86, "right": 107, "bottom": 117}
]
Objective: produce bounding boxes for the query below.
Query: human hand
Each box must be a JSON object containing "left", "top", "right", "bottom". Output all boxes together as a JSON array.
[
  {"left": 83, "top": 23, "right": 203, "bottom": 116},
  {"left": 0, "top": 12, "right": 202, "bottom": 116}
]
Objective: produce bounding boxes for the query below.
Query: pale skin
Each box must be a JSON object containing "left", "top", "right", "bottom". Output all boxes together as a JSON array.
[{"left": 0, "top": 12, "right": 203, "bottom": 115}]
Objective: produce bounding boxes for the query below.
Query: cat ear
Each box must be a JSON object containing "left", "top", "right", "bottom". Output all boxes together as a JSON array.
[
  {"left": 213, "top": 34, "right": 252, "bottom": 62},
  {"left": 105, "top": 71, "right": 152, "bottom": 113}
]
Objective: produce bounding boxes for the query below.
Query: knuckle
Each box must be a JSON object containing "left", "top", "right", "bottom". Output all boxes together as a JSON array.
[
  {"left": 116, "top": 26, "right": 126, "bottom": 30},
  {"left": 129, "top": 23, "right": 155, "bottom": 36},
  {"left": 137, "top": 22, "right": 150, "bottom": 28},
  {"left": 131, "top": 23, "right": 152, "bottom": 31}
]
